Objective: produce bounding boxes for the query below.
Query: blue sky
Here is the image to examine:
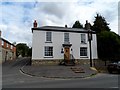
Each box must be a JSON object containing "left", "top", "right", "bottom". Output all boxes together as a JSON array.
[{"left": 0, "top": 0, "right": 119, "bottom": 47}]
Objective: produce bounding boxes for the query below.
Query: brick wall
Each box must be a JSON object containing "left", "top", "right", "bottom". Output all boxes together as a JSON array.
[
  {"left": 3, "top": 41, "right": 7, "bottom": 49},
  {"left": 31, "top": 59, "right": 90, "bottom": 66},
  {"left": 1, "top": 40, "right": 16, "bottom": 62}
]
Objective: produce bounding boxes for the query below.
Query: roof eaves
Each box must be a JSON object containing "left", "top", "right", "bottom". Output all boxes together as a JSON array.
[{"left": 32, "top": 26, "right": 96, "bottom": 34}]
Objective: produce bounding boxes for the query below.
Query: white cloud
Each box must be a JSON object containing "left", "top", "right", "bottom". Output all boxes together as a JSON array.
[{"left": 0, "top": 0, "right": 119, "bottom": 47}]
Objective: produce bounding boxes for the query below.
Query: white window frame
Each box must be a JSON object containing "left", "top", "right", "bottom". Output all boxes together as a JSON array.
[
  {"left": 11, "top": 45, "right": 13, "bottom": 49},
  {"left": 2, "top": 40, "right": 4, "bottom": 46},
  {"left": 64, "top": 33, "right": 69, "bottom": 43},
  {"left": 81, "top": 34, "right": 86, "bottom": 44},
  {"left": 44, "top": 46, "right": 53, "bottom": 57},
  {"left": 80, "top": 47, "right": 88, "bottom": 57},
  {"left": 46, "top": 32, "right": 52, "bottom": 42},
  {"left": 7, "top": 43, "right": 9, "bottom": 48}
]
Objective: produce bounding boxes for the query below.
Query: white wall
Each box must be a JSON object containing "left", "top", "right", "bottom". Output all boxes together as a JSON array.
[
  {"left": 32, "top": 30, "right": 64, "bottom": 60},
  {"left": 0, "top": 47, "right": 2, "bottom": 64},
  {"left": 32, "top": 30, "right": 98, "bottom": 60},
  {"left": 69, "top": 33, "right": 88, "bottom": 59},
  {"left": 1, "top": 48, "right": 13, "bottom": 63}
]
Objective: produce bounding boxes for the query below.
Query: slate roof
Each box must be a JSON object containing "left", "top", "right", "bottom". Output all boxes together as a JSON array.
[
  {"left": 1, "top": 37, "right": 15, "bottom": 46},
  {"left": 32, "top": 26, "right": 96, "bottom": 34}
]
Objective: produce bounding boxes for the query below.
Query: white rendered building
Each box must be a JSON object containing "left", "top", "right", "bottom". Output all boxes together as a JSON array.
[{"left": 31, "top": 20, "right": 98, "bottom": 65}]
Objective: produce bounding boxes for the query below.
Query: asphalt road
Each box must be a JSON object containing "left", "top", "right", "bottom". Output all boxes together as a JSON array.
[{"left": 2, "top": 57, "right": 119, "bottom": 89}]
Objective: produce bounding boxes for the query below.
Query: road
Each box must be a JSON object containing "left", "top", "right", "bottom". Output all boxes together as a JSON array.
[{"left": 2, "top": 57, "right": 119, "bottom": 89}]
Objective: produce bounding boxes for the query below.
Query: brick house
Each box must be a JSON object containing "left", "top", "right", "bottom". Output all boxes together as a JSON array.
[{"left": 0, "top": 31, "right": 16, "bottom": 63}]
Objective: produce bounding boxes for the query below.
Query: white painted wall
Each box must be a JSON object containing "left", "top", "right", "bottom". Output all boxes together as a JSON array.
[
  {"left": 32, "top": 30, "right": 64, "bottom": 60},
  {"left": 0, "top": 47, "right": 2, "bottom": 64},
  {"left": 32, "top": 30, "right": 98, "bottom": 60},
  {"left": 2, "top": 48, "right": 13, "bottom": 62}
]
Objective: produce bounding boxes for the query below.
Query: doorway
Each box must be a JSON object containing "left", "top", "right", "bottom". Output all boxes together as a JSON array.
[{"left": 64, "top": 47, "right": 70, "bottom": 63}]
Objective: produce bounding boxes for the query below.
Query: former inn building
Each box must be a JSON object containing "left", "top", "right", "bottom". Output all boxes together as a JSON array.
[{"left": 31, "top": 20, "right": 98, "bottom": 65}]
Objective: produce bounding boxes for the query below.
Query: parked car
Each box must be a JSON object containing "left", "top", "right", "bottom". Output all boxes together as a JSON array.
[{"left": 107, "top": 61, "right": 120, "bottom": 74}]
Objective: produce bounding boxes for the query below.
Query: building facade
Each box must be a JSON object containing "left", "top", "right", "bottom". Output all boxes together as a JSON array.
[
  {"left": 31, "top": 20, "right": 98, "bottom": 65},
  {"left": 0, "top": 31, "right": 16, "bottom": 63}
]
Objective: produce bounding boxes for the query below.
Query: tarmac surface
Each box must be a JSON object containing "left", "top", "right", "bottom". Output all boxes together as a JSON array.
[{"left": 20, "top": 64, "right": 98, "bottom": 79}]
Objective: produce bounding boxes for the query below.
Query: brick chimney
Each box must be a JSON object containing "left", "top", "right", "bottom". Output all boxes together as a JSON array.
[
  {"left": 33, "top": 20, "right": 37, "bottom": 28},
  {"left": 65, "top": 25, "right": 67, "bottom": 28},
  {"left": 85, "top": 20, "right": 91, "bottom": 30}
]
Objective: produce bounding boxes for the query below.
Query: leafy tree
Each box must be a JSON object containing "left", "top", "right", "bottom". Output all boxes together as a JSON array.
[
  {"left": 92, "top": 13, "right": 110, "bottom": 33},
  {"left": 91, "top": 13, "right": 120, "bottom": 62},
  {"left": 27, "top": 47, "right": 32, "bottom": 57},
  {"left": 72, "top": 20, "right": 83, "bottom": 28},
  {"left": 16, "top": 43, "right": 29, "bottom": 57},
  {"left": 97, "top": 31, "right": 120, "bottom": 61}
]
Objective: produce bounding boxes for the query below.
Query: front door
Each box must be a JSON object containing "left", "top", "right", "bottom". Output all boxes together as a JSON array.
[{"left": 64, "top": 47, "right": 70, "bottom": 63}]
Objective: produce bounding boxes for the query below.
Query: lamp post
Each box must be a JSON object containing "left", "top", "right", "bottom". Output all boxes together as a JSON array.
[{"left": 88, "top": 29, "right": 92, "bottom": 67}]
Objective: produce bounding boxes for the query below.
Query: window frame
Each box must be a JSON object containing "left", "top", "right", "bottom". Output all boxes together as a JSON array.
[
  {"left": 2, "top": 40, "right": 4, "bottom": 46},
  {"left": 81, "top": 34, "right": 86, "bottom": 44},
  {"left": 46, "top": 32, "right": 52, "bottom": 43},
  {"left": 11, "top": 45, "right": 13, "bottom": 49},
  {"left": 44, "top": 46, "right": 53, "bottom": 58},
  {"left": 7, "top": 43, "right": 9, "bottom": 48},
  {"left": 80, "top": 47, "right": 88, "bottom": 57},
  {"left": 64, "top": 33, "right": 69, "bottom": 43}
]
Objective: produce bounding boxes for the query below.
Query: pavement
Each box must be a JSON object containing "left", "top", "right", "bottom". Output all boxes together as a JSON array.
[{"left": 20, "top": 64, "right": 98, "bottom": 79}]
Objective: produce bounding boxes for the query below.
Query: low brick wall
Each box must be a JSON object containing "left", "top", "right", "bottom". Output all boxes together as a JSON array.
[
  {"left": 32, "top": 59, "right": 90, "bottom": 66},
  {"left": 32, "top": 59, "right": 63, "bottom": 66},
  {"left": 93, "top": 59, "right": 111, "bottom": 73},
  {"left": 75, "top": 59, "right": 90, "bottom": 65}
]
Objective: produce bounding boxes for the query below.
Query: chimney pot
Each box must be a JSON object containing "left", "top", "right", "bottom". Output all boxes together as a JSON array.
[
  {"left": 65, "top": 25, "right": 67, "bottom": 28},
  {"left": 86, "top": 20, "right": 88, "bottom": 24},
  {"left": 33, "top": 20, "right": 37, "bottom": 28},
  {"left": 85, "top": 20, "right": 90, "bottom": 30}
]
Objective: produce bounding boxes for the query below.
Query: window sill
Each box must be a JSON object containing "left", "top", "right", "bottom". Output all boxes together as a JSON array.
[
  {"left": 80, "top": 56, "right": 88, "bottom": 58},
  {"left": 81, "top": 42, "right": 87, "bottom": 44},
  {"left": 44, "top": 56, "right": 53, "bottom": 58},
  {"left": 45, "top": 41, "right": 52, "bottom": 43}
]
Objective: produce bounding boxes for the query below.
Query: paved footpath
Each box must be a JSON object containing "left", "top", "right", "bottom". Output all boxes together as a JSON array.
[{"left": 20, "top": 64, "right": 98, "bottom": 79}]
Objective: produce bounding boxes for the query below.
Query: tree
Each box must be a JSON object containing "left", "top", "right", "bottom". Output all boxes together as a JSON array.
[
  {"left": 72, "top": 20, "right": 83, "bottom": 28},
  {"left": 92, "top": 13, "right": 110, "bottom": 33},
  {"left": 27, "top": 47, "right": 32, "bottom": 57},
  {"left": 16, "top": 43, "right": 29, "bottom": 57},
  {"left": 91, "top": 13, "right": 120, "bottom": 62},
  {"left": 97, "top": 31, "right": 120, "bottom": 61}
]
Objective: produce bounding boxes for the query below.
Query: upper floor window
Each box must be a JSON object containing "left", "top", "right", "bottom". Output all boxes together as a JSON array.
[
  {"left": 64, "top": 33, "right": 69, "bottom": 43},
  {"left": 2, "top": 41, "right": 4, "bottom": 46},
  {"left": 81, "top": 34, "right": 86, "bottom": 44},
  {"left": 46, "top": 32, "right": 52, "bottom": 42},
  {"left": 7, "top": 43, "right": 9, "bottom": 47},
  {"left": 11, "top": 45, "right": 13, "bottom": 49}
]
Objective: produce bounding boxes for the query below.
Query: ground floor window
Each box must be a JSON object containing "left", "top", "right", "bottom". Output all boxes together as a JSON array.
[
  {"left": 44, "top": 46, "right": 53, "bottom": 57},
  {"left": 80, "top": 47, "right": 87, "bottom": 57}
]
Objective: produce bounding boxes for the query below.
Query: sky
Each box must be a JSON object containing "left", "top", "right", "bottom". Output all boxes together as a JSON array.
[{"left": 0, "top": 0, "right": 119, "bottom": 47}]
